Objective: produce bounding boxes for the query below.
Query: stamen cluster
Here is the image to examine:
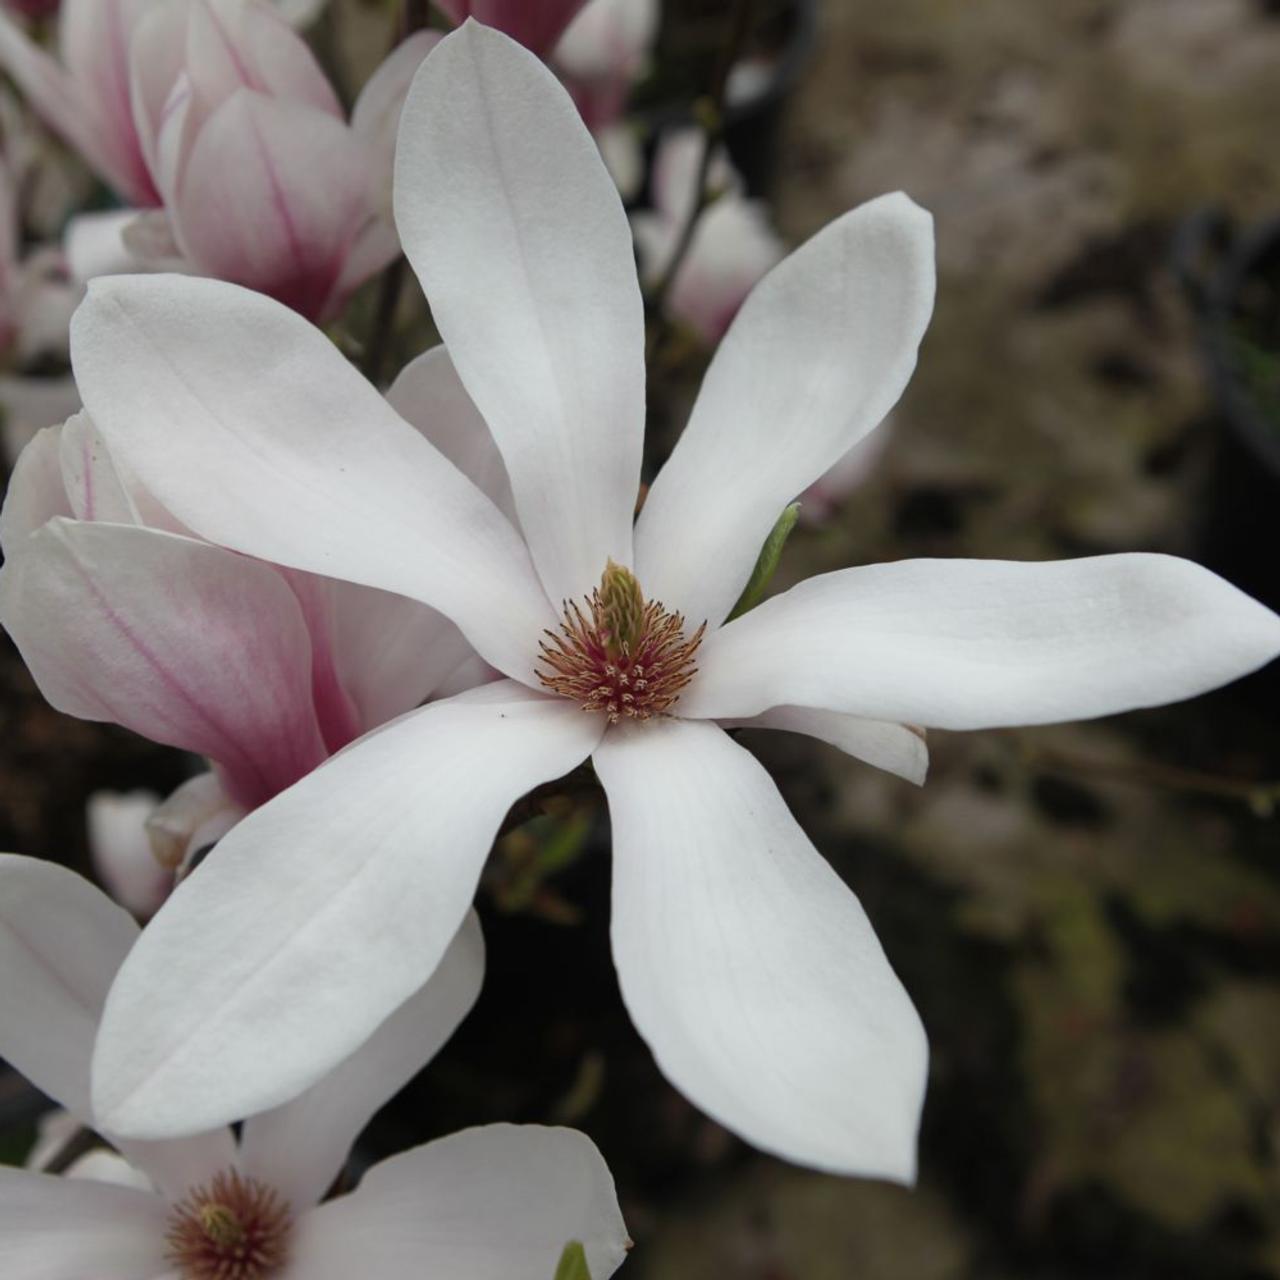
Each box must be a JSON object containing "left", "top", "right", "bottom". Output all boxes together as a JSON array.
[
  {"left": 538, "top": 562, "right": 706, "bottom": 723},
  {"left": 166, "top": 1170, "right": 292, "bottom": 1280}
]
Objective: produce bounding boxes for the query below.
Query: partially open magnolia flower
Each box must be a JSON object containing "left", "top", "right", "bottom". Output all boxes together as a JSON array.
[
  {"left": 70, "top": 25, "right": 1280, "bottom": 1181},
  {"left": 0, "top": 0, "right": 437, "bottom": 320},
  {"left": 0, "top": 402, "right": 488, "bottom": 873},
  {"left": 0, "top": 854, "right": 630, "bottom": 1279}
]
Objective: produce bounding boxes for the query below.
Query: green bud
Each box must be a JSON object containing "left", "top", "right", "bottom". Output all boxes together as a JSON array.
[{"left": 727, "top": 502, "right": 801, "bottom": 621}]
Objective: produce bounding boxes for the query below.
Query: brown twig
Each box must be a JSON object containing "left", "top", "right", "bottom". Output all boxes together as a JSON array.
[{"left": 646, "top": 0, "right": 759, "bottom": 332}]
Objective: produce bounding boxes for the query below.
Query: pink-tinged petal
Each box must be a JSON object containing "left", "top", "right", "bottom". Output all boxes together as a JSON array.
[
  {"left": 0, "top": 421, "right": 69, "bottom": 546},
  {"left": 0, "top": 1166, "right": 170, "bottom": 1278},
  {"left": 435, "top": 0, "right": 590, "bottom": 55},
  {"left": 56, "top": 0, "right": 160, "bottom": 204},
  {"left": 684, "top": 555, "right": 1280, "bottom": 729},
  {"left": 272, "top": 0, "right": 328, "bottom": 26},
  {"left": 597, "top": 718, "right": 927, "bottom": 1180},
  {"left": 0, "top": 7, "right": 152, "bottom": 205},
  {"left": 174, "top": 89, "right": 368, "bottom": 321},
  {"left": 59, "top": 412, "right": 139, "bottom": 524},
  {"left": 327, "top": 578, "right": 478, "bottom": 731},
  {"left": 87, "top": 789, "right": 173, "bottom": 918},
  {"left": 555, "top": 0, "right": 658, "bottom": 87},
  {"left": 289, "top": 1125, "right": 629, "bottom": 1279},
  {"left": 128, "top": 1, "right": 188, "bottom": 178},
  {"left": 351, "top": 29, "right": 441, "bottom": 216},
  {"left": 190, "top": 0, "right": 342, "bottom": 120},
  {"left": 146, "top": 771, "right": 243, "bottom": 870},
  {"left": 71, "top": 274, "right": 556, "bottom": 684},
  {"left": 92, "top": 682, "right": 605, "bottom": 1139},
  {"left": 385, "top": 345, "right": 516, "bottom": 522},
  {"left": 240, "top": 913, "right": 484, "bottom": 1210},
  {"left": 635, "top": 192, "right": 935, "bottom": 629},
  {"left": 0, "top": 520, "right": 328, "bottom": 809},
  {"left": 0, "top": 853, "right": 138, "bottom": 1122},
  {"left": 727, "top": 706, "right": 928, "bottom": 785},
  {"left": 396, "top": 23, "right": 646, "bottom": 606}
]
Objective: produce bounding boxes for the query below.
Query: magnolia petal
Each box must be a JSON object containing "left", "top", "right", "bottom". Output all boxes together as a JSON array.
[
  {"left": 396, "top": 22, "right": 645, "bottom": 606},
  {"left": 385, "top": 345, "right": 516, "bottom": 522},
  {"left": 0, "top": 853, "right": 138, "bottom": 1121},
  {"left": 635, "top": 192, "right": 935, "bottom": 628},
  {"left": 351, "top": 28, "right": 441, "bottom": 213},
  {"left": 59, "top": 412, "right": 139, "bottom": 525},
  {"left": 87, "top": 789, "right": 172, "bottom": 918},
  {"left": 727, "top": 706, "right": 928, "bottom": 785},
  {"left": 0, "top": 1166, "right": 170, "bottom": 1279},
  {"left": 174, "top": 89, "right": 368, "bottom": 321},
  {"left": 0, "top": 520, "right": 328, "bottom": 810},
  {"left": 0, "top": 421, "right": 69, "bottom": 546},
  {"left": 65, "top": 1149, "right": 153, "bottom": 1191},
  {"left": 435, "top": 0, "right": 590, "bottom": 55},
  {"left": 92, "top": 682, "right": 605, "bottom": 1139},
  {"left": 684, "top": 555, "right": 1280, "bottom": 729},
  {"left": 596, "top": 718, "right": 927, "bottom": 1180},
  {"left": 239, "top": 912, "right": 484, "bottom": 1210},
  {"left": 57, "top": 0, "right": 157, "bottom": 204},
  {"left": 289, "top": 1125, "right": 629, "bottom": 1279},
  {"left": 146, "top": 771, "right": 242, "bottom": 871},
  {"left": 71, "top": 274, "right": 555, "bottom": 683},
  {"left": 327, "top": 579, "right": 478, "bottom": 731}
]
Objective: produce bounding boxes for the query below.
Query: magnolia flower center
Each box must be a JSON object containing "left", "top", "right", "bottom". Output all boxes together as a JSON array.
[
  {"left": 166, "top": 1170, "right": 293, "bottom": 1280},
  {"left": 538, "top": 561, "right": 706, "bottom": 723}
]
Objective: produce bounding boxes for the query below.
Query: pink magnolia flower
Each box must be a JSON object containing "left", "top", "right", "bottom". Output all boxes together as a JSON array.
[
  {"left": 0, "top": 0, "right": 160, "bottom": 205},
  {"left": 437, "top": 0, "right": 591, "bottom": 56},
  {"left": 0, "top": 854, "right": 630, "bottom": 1279},
  {"left": 126, "top": 0, "right": 436, "bottom": 320},
  {"left": 67, "top": 26, "right": 1280, "bottom": 1179},
  {"left": 632, "top": 129, "right": 785, "bottom": 345},
  {"left": 0, "top": 0, "right": 434, "bottom": 321},
  {"left": 0, "top": 401, "right": 488, "bottom": 870}
]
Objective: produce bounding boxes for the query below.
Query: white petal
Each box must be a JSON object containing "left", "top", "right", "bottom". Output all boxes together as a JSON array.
[
  {"left": 385, "top": 345, "right": 516, "bottom": 522},
  {"left": 327, "top": 578, "right": 478, "bottom": 731},
  {"left": 0, "top": 421, "right": 69, "bottom": 546},
  {"left": 87, "top": 789, "right": 173, "bottom": 918},
  {"left": 65, "top": 1149, "right": 153, "bottom": 1192},
  {"left": 0, "top": 853, "right": 138, "bottom": 1121},
  {"left": 239, "top": 912, "right": 485, "bottom": 1210},
  {"left": 635, "top": 192, "right": 935, "bottom": 628},
  {"left": 395, "top": 22, "right": 645, "bottom": 606},
  {"left": 288, "top": 1125, "right": 629, "bottom": 1280},
  {"left": 684, "top": 555, "right": 1280, "bottom": 729},
  {"left": 727, "top": 707, "right": 928, "bottom": 785},
  {"left": 70, "top": 274, "right": 556, "bottom": 682},
  {"left": 146, "top": 771, "right": 243, "bottom": 871},
  {"left": 58, "top": 411, "right": 139, "bottom": 524},
  {"left": 0, "top": 1166, "right": 169, "bottom": 1279},
  {"left": 596, "top": 718, "right": 927, "bottom": 1180},
  {"left": 92, "top": 683, "right": 605, "bottom": 1139}
]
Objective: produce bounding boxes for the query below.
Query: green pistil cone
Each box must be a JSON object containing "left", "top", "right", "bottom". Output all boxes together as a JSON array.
[
  {"left": 598, "top": 560, "right": 645, "bottom": 656},
  {"left": 554, "top": 1241, "right": 592, "bottom": 1280}
]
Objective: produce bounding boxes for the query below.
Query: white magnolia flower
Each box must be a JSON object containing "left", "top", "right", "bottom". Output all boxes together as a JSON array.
[
  {"left": 72, "top": 25, "right": 1280, "bottom": 1181},
  {"left": 87, "top": 788, "right": 173, "bottom": 918},
  {"left": 0, "top": 853, "right": 629, "bottom": 1279}
]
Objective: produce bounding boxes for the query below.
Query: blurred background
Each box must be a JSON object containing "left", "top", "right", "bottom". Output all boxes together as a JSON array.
[{"left": 2, "top": 1, "right": 1280, "bottom": 1277}]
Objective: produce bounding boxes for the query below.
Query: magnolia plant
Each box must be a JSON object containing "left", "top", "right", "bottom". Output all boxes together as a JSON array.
[
  {"left": 0, "top": 853, "right": 629, "bottom": 1278},
  {"left": 12, "top": 22, "right": 1269, "bottom": 1187},
  {"left": 0, "top": 0, "right": 435, "bottom": 319}
]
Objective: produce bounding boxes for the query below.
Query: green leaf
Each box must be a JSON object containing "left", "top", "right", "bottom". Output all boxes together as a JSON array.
[
  {"left": 727, "top": 502, "right": 801, "bottom": 621},
  {"left": 554, "top": 1241, "right": 592, "bottom": 1280}
]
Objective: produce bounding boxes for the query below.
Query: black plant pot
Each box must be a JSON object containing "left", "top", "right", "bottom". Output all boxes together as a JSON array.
[{"left": 1176, "top": 210, "right": 1280, "bottom": 616}]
